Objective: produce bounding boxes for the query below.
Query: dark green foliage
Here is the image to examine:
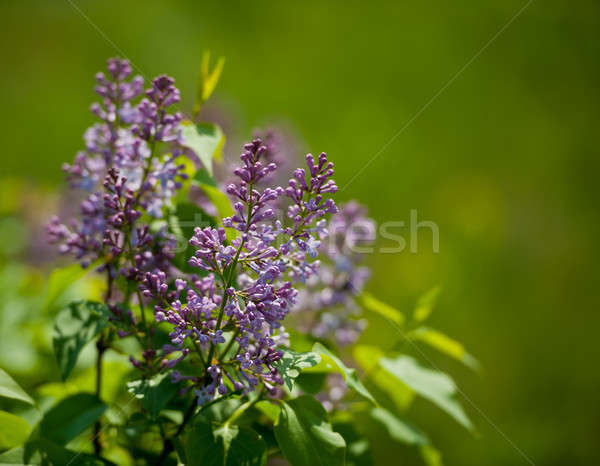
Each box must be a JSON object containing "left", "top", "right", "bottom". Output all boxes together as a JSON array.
[
  {"left": 52, "top": 301, "right": 110, "bottom": 380},
  {"left": 274, "top": 395, "right": 346, "bottom": 466}
]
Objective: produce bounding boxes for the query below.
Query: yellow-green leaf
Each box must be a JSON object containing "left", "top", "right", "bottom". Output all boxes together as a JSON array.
[
  {"left": 410, "top": 327, "right": 480, "bottom": 371},
  {"left": 195, "top": 51, "right": 225, "bottom": 112},
  {"left": 360, "top": 293, "right": 405, "bottom": 326},
  {"left": 353, "top": 345, "right": 414, "bottom": 410},
  {"left": 43, "top": 260, "right": 101, "bottom": 314},
  {"left": 0, "top": 411, "right": 30, "bottom": 453},
  {"left": 412, "top": 286, "right": 441, "bottom": 322}
]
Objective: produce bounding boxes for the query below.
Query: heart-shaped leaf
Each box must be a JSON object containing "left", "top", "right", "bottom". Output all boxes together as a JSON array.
[{"left": 181, "top": 121, "right": 225, "bottom": 176}]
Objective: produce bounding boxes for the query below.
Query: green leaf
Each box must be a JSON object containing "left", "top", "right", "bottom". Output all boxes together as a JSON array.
[
  {"left": 192, "top": 172, "right": 237, "bottom": 242},
  {"left": 368, "top": 408, "right": 443, "bottom": 466},
  {"left": 181, "top": 121, "right": 225, "bottom": 175},
  {"left": 254, "top": 401, "right": 280, "bottom": 423},
  {"left": 369, "top": 407, "right": 428, "bottom": 445},
  {"left": 294, "top": 373, "right": 328, "bottom": 395},
  {"left": 44, "top": 261, "right": 100, "bottom": 314},
  {"left": 274, "top": 395, "right": 345, "bottom": 466},
  {"left": 420, "top": 444, "right": 444, "bottom": 466},
  {"left": 0, "top": 411, "right": 30, "bottom": 453},
  {"left": 311, "top": 343, "right": 376, "bottom": 405},
  {"left": 353, "top": 345, "right": 414, "bottom": 410},
  {"left": 0, "top": 445, "right": 39, "bottom": 465},
  {"left": 195, "top": 183, "right": 234, "bottom": 221},
  {"left": 185, "top": 420, "right": 267, "bottom": 466},
  {"left": 379, "top": 355, "right": 473, "bottom": 431},
  {"left": 0, "top": 368, "right": 34, "bottom": 405},
  {"left": 39, "top": 393, "right": 107, "bottom": 445},
  {"left": 38, "top": 360, "right": 131, "bottom": 405},
  {"left": 53, "top": 301, "right": 110, "bottom": 380},
  {"left": 332, "top": 422, "right": 374, "bottom": 466},
  {"left": 193, "top": 168, "right": 217, "bottom": 187},
  {"left": 196, "top": 51, "right": 226, "bottom": 107},
  {"left": 412, "top": 286, "right": 441, "bottom": 322},
  {"left": 25, "top": 437, "right": 114, "bottom": 466},
  {"left": 126, "top": 373, "right": 179, "bottom": 420},
  {"left": 173, "top": 154, "right": 198, "bottom": 203},
  {"left": 359, "top": 293, "right": 405, "bottom": 326},
  {"left": 409, "top": 326, "right": 480, "bottom": 371},
  {"left": 273, "top": 349, "right": 321, "bottom": 391}
]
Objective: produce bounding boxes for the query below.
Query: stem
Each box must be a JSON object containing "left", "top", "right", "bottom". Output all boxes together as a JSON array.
[
  {"left": 93, "top": 268, "right": 113, "bottom": 457},
  {"left": 93, "top": 336, "right": 107, "bottom": 456},
  {"left": 136, "top": 289, "right": 150, "bottom": 346},
  {"left": 155, "top": 397, "right": 198, "bottom": 465},
  {"left": 205, "top": 180, "right": 254, "bottom": 367},
  {"left": 219, "top": 329, "right": 240, "bottom": 360},
  {"left": 224, "top": 390, "right": 261, "bottom": 427}
]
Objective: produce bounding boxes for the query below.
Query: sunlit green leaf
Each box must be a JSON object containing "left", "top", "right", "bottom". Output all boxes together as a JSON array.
[
  {"left": 173, "top": 153, "right": 198, "bottom": 203},
  {"left": 197, "top": 184, "right": 233, "bottom": 222},
  {"left": 409, "top": 326, "right": 480, "bottom": 371},
  {"left": 273, "top": 349, "right": 321, "bottom": 390},
  {"left": 196, "top": 51, "right": 225, "bottom": 109},
  {"left": 420, "top": 444, "right": 444, "bottom": 466},
  {"left": 192, "top": 172, "right": 237, "bottom": 242},
  {"left": 0, "top": 411, "right": 30, "bottom": 453},
  {"left": 44, "top": 261, "right": 101, "bottom": 314},
  {"left": 181, "top": 121, "right": 225, "bottom": 175},
  {"left": 274, "top": 395, "right": 345, "bottom": 466},
  {"left": 359, "top": 293, "right": 405, "bottom": 326},
  {"left": 379, "top": 355, "right": 473, "bottom": 431},
  {"left": 353, "top": 345, "right": 414, "bottom": 410},
  {"left": 185, "top": 420, "right": 267, "bottom": 466},
  {"left": 412, "top": 286, "right": 440, "bottom": 322},
  {"left": 254, "top": 401, "right": 280, "bottom": 423},
  {"left": 0, "top": 368, "right": 34, "bottom": 405},
  {"left": 311, "top": 343, "right": 376, "bottom": 405},
  {"left": 53, "top": 301, "right": 110, "bottom": 380},
  {"left": 37, "top": 360, "right": 132, "bottom": 404},
  {"left": 39, "top": 393, "right": 107, "bottom": 445},
  {"left": 127, "top": 373, "right": 179, "bottom": 420}
]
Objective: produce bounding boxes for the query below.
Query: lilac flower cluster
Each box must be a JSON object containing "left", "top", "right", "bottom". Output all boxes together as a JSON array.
[
  {"left": 295, "top": 201, "right": 375, "bottom": 346},
  {"left": 142, "top": 138, "right": 338, "bottom": 402},
  {"left": 47, "top": 58, "right": 187, "bottom": 275}
]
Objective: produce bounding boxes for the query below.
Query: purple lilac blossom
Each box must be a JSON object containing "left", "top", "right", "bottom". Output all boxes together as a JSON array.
[
  {"left": 46, "top": 59, "right": 192, "bottom": 374},
  {"left": 294, "top": 201, "right": 375, "bottom": 346},
  {"left": 47, "top": 59, "right": 187, "bottom": 272},
  {"left": 141, "top": 138, "right": 338, "bottom": 403}
]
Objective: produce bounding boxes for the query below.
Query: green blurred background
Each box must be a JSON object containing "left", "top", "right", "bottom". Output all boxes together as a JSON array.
[{"left": 1, "top": 0, "right": 599, "bottom": 464}]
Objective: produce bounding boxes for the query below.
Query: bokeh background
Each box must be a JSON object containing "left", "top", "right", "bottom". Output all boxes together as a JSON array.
[{"left": 1, "top": 1, "right": 599, "bottom": 464}]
